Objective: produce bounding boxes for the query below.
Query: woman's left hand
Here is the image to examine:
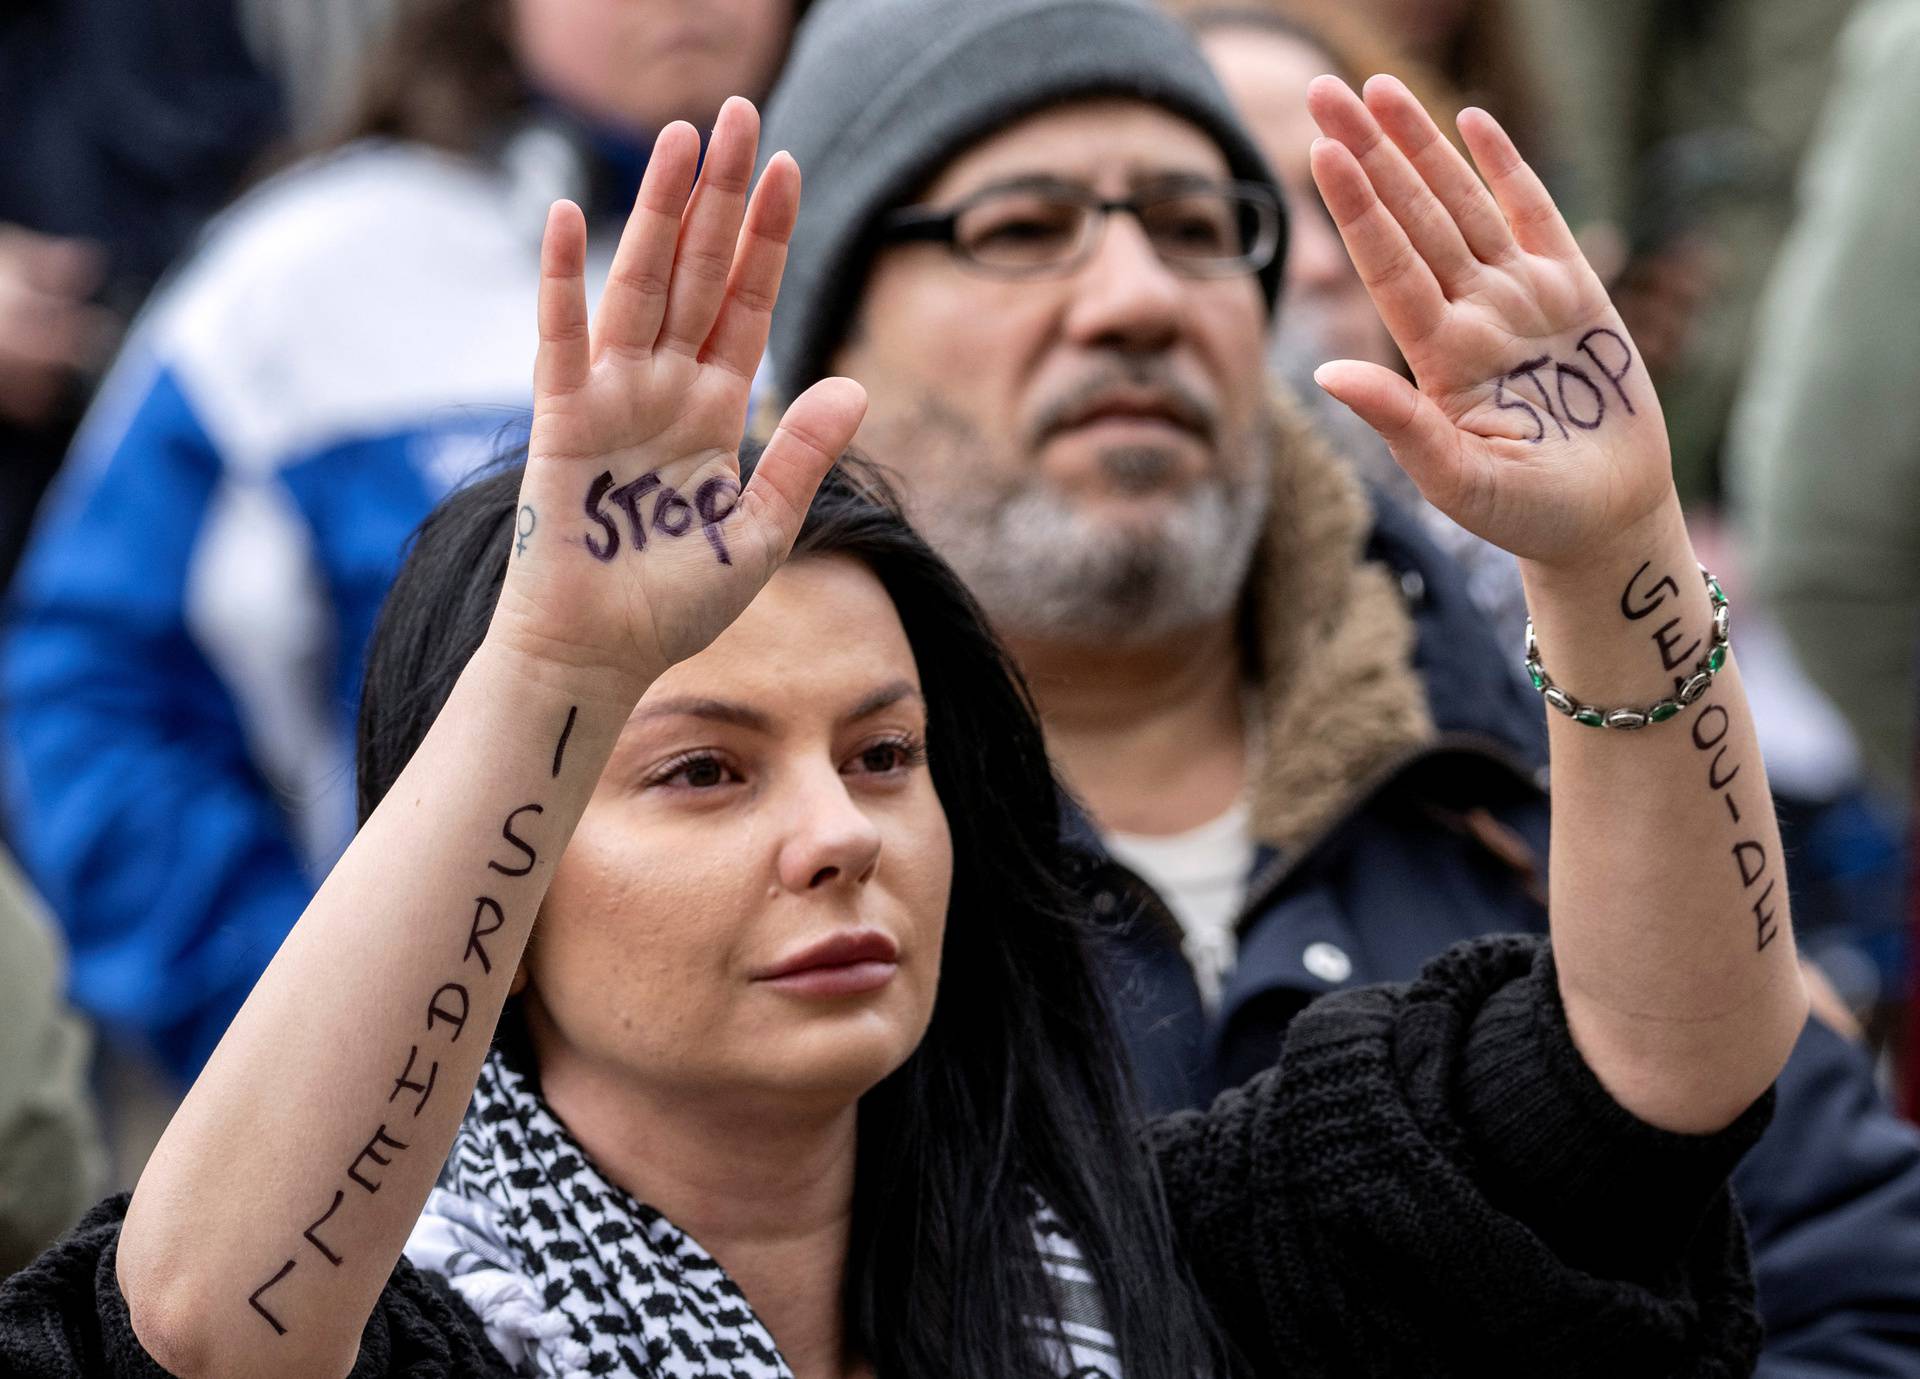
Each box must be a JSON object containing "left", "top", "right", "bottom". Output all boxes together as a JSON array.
[{"left": 1305, "top": 75, "right": 1675, "bottom": 569}]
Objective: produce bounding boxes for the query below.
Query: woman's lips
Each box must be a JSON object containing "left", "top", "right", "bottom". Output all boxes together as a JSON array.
[
  {"left": 754, "top": 929, "right": 900, "bottom": 998},
  {"left": 758, "top": 960, "right": 899, "bottom": 998}
]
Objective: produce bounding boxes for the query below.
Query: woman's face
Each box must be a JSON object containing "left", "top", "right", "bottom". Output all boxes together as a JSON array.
[{"left": 524, "top": 555, "right": 953, "bottom": 1116}]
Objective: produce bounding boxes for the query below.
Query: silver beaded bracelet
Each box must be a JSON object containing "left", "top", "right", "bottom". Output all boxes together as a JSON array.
[{"left": 1525, "top": 564, "right": 1730, "bottom": 730}]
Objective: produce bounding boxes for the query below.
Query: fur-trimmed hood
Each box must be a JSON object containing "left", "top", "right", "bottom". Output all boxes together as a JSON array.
[
  {"left": 1244, "top": 387, "right": 1436, "bottom": 856},
  {"left": 753, "top": 378, "right": 1453, "bottom": 857}
]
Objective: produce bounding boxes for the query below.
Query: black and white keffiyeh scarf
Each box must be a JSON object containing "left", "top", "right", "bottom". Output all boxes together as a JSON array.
[{"left": 404, "top": 1045, "right": 1124, "bottom": 1378}]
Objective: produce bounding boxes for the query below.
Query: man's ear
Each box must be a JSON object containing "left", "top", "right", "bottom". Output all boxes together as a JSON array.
[{"left": 508, "top": 963, "right": 530, "bottom": 998}]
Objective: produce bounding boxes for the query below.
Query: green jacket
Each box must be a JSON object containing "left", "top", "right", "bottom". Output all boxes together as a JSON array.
[
  {"left": 1731, "top": 0, "right": 1920, "bottom": 799},
  {"left": 0, "top": 849, "right": 106, "bottom": 1274}
]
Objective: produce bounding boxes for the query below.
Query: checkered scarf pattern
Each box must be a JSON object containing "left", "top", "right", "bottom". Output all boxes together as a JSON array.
[{"left": 406, "top": 1046, "right": 1124, "bottom": 1377}]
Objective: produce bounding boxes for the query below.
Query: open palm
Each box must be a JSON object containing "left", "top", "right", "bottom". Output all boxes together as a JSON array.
[
  {"left": 491, "top": 97, "right": 866, "bottom": 703},
  {"left": 1306, "top": 76, "right": 1674, "bottom": 566}
]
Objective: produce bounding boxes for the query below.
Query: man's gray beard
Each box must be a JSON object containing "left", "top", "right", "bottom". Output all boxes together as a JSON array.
[{"left": 910, "top": 441, "right": 1272, "bottom": 649}]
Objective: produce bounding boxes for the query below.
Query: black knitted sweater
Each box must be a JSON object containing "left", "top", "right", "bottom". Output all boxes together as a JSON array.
[{"left": 0, "top": 937, "right": 1772, "bottom": 1377}]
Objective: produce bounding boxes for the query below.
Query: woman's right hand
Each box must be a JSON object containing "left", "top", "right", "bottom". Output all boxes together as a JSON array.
[
  {"left": 117, "top": 102, "right": 867, "bottom": 1378},
  {"left": 490, "top": 96, "right": 867, "bottom": 707}
]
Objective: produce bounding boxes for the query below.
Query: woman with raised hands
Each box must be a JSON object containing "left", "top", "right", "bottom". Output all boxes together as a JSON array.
[{"left": 2, "top": 81, "right": 1804, "bottom": 1379}]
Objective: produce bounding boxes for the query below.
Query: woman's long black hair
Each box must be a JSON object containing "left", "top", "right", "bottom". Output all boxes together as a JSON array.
[{"left": 356, "top": 449, "right": 1228, "bottom": 1377}]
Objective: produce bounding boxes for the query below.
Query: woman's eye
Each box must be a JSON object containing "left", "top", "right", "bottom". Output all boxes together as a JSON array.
[
  {"left": 849, "top": 738, "right": 926, "bottom": 776},
  {"left": 654, "top": 754, "right": 739, "bottom": 789}
]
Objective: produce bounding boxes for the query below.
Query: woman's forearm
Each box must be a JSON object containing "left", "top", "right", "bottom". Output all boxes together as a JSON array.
[
  {"left": 1522, "top": 498, "right": 1808, "bottom": 1135},
  {"left": 117, "top": 640, "right": 628, "bottom": 1379},
  {"left": 110, "top": 101, "right": 865, "bottom": 1379},
  {"left": 1296, "top": 73, "right": 1806, "bottom": 1135}
]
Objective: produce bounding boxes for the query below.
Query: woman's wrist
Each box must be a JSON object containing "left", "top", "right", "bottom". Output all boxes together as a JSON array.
[
  {"left": 1518, "top": 487, "right": 1688, "bottom": 593},
  {"left": 477, "top": 614, "right": 663, "bottom": 722},
  {"left": 1517, "top": 496, "right": 1709, "bottom": 707}
]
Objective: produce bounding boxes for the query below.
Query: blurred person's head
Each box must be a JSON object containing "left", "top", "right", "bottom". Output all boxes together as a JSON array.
[
  {"left": 1323, "top": 0, "right": 1469, "bottom": 65},
  {"left": 355, "top": 452, "right": 1227, "bottom": 1375},
  {"left": 341, "top": 0, "right": 804, "bottom": 153},
  {"left": 761, "top": 0, "right": 1289, "bottom": 652},
  {"left": 1183, "top": 7, "right": 1435, "bottom": 375},
  {"left": 1300, "top": 0, "right": 1538, "bottom": 152},
  {"left": 511, "top": 0, "right": 797, "bottom": 133}
]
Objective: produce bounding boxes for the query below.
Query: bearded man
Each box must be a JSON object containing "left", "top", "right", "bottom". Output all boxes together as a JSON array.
[{"left": 759, "top": 0, "right": 1920, "bottom": 1369}]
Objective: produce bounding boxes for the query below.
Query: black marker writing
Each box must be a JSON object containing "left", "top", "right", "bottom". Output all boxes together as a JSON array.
[
  {"left": 487, "top": 803, "right": 543, "bottom": 877},
  {"left": 465, "top": 897, "right": 505, "bottom": 975},
  {"left": 584, "top": 472, "right": 620, "bottom": 561},
  {"left": 1629, "top": 565, "right": 1776, "bottom": 953},
  {"left": 426, "top": 982, "right": 469, "bottom": 1042},
  {"left": 346, "top": 1125, "right": 409, "bottom": 1194},
  {"left": 248, "top": 1260, "right": 296, "bottom": 1336},
  {"left": 1750, "top": 879, "right": 1781, "bottom": 951},
  {"left": 1554, "top": 363, "right": 1605, "bottom": 430},
  {"left": 1621, "top": 562, "right": 1681, "bottom": 621},
  {"left": 1511, "top": 356, "right": 1569, "bottom": 440},
  {"left": 608, "top": 472, "right": 661, "bottom": 552},
  {"left": 1494, "top": 328, "right": 1638, "bottom": 444},
  {"left": 552, "top": 705, "right": 577, "bottom": 778},
  {"left": 1494, "top": 372, "right": 1546, "bottom": 443},
  {"left": 1693, "top": 704, "right": 1729, "bottom": 749},
  {"left": 1707, "top": 746, "right": 1740, "bottom": 791},
  {"left": 1651, "top": 617, "right": 1702, "bottom": 673},
  {"left": 696, "top": 476, "right": 739, "bottom": 565},
  {"left": 653, "top": 483, "right": 694, "bottom": 537},
  {"left": 304, "top": 1191, "right": 345, "bottom": 1267},
  {"left": 580, "top": 467, "right": 737, "bottom": 563},
  {"left": 251, "top": 774, "right": 560, "bottom": 1331},
  {"left": 390, "top": 1044, "right": 438, "bottom": 1117},
  {"left": 1577, "top": 327, "right": 1636, "bottom": 413}
]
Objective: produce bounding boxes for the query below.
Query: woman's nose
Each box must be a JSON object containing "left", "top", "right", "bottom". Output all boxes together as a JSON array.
[{"left": 775, "top": 771, "right": 883, "bottom": 893}]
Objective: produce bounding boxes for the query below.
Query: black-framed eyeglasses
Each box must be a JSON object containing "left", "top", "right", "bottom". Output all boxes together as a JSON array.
[{"left": 882, "top": 177, "right": 1284, "bottom": 279}]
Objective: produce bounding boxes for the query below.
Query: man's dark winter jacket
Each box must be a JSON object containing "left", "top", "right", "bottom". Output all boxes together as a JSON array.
[
  {"left": 4, "top": 939, "right": 1773, "bottom": 1378},
  {"left": 1075, "top": 402, "right": 1920, "bottom": 1377}
]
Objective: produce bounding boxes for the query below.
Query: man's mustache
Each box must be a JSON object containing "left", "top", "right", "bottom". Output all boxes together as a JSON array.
[{"left": 1029, "top": 363, "right": 1219, "bottom": 448}]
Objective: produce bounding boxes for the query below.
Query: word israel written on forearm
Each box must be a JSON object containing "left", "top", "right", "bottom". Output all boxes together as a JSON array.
[
  {"left": 1623, "top": 565, "right": 1778, "bottom": 952},
  {"left": 1492, "top": 328, "right": 1635, "bottom": 444},
  {"left": 245, "top": 705, "right": 579, "bottom": 1335},
  {"left": 583, "top": 467, "right": 740, "bottom": 565}
]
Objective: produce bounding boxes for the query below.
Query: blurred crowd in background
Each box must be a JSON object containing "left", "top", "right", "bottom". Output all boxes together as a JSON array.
[{"left": 1, "top": 0, "right": 1916, "bottom": 1293}]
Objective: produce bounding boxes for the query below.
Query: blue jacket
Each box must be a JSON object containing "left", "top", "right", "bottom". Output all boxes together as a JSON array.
[
  {"left": 0, "top": 131, "right": 633, "bottom": 1078},
  {"left": 1076, "top": 483, "right": 1920, "bottom": 1376}
]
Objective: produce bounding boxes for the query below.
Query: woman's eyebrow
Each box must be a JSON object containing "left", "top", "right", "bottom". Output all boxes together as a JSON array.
[
  {"left": 842, "top": 680, "right": 923, "bottom": 726},
  {"left": 624, "top": 682, "right": 919, "bottom": 734},
  {"left": 629, "top": 696, "right": 774, "bottom": 732}
]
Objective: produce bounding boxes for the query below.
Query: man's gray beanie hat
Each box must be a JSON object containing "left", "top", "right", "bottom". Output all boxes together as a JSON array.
[{"left": 759, "top": 0, "right": 1287, "bottom": 400}]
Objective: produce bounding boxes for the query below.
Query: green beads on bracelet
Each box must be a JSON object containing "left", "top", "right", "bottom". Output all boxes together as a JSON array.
[{"left": 1525, "top": 564, "right": 1731, "bottom": 732}]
